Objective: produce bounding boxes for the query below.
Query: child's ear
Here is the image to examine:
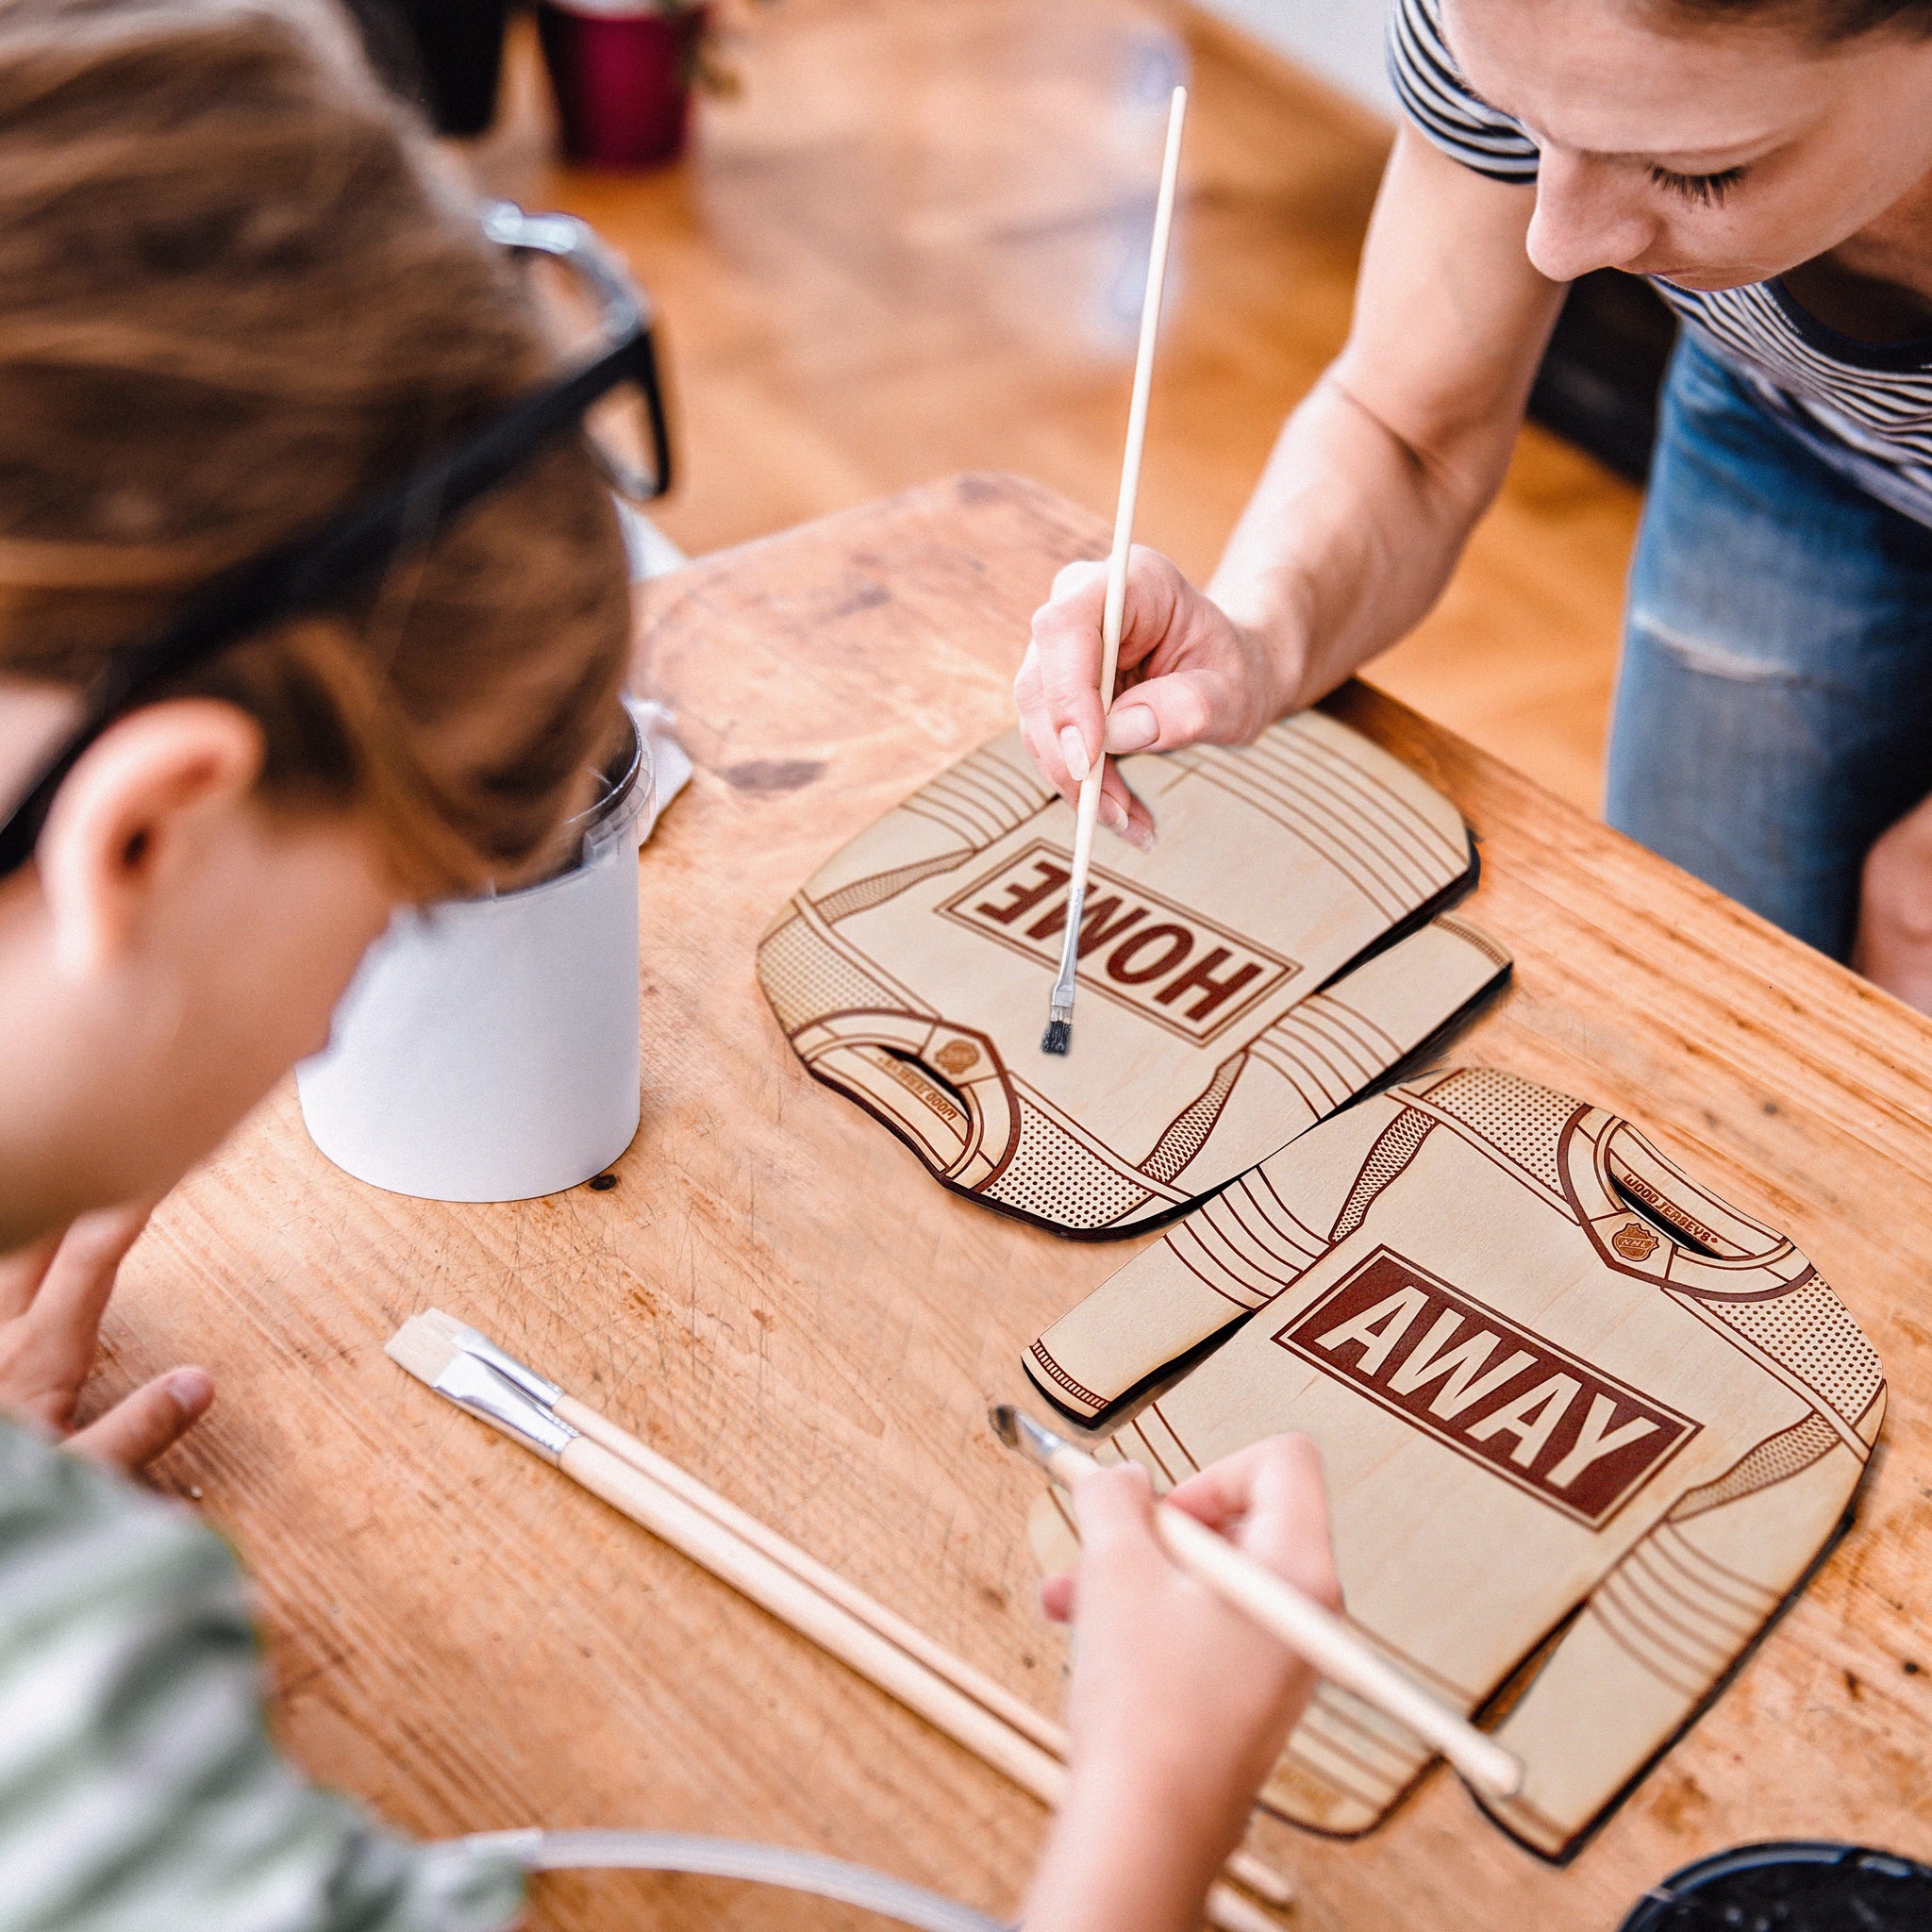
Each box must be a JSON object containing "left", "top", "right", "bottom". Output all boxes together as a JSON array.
[{"left": 37, "top": 700, "right": 264, "bottom": 975}]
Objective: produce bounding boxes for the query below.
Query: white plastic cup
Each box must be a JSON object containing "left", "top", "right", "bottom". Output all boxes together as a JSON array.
[{"left": 295, "top": 701, "right": 650, "bottom": 1202}]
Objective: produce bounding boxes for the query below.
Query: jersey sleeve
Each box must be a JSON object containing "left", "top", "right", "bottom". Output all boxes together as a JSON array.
[
  {"left": 0, "top": 1421, "right": 525, "bottom": 1932},
  {"left": 1477, "top": 1412, "right": 1876, "bottom": 1856},
  {"left": 1388, "top": 0, "right": 1541, "bottom": 183},
  {"left": 1024, "top": 1091, "right": 1429, "bottom": 1420}
]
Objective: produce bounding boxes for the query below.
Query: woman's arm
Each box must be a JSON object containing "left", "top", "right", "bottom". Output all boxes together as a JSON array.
[
  {"left": 1022, "top": 1437, "right": 1339, "bottom": 1932},
  {"left": 1015, "top": 127, "right": 1565, "bottom": 843}
]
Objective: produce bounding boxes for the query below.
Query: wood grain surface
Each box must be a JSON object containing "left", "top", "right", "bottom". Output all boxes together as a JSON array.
[
  {"left": 107, "top": 475, "right": 1932, "bottom": 1931},
  {"left": 473, "top": 0, "right": 1641, "bottom": 813}
]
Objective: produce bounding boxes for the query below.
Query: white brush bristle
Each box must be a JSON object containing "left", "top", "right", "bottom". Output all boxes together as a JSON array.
[{"left": 384, "top": 1312, "right": 464, "bottom": 1387}]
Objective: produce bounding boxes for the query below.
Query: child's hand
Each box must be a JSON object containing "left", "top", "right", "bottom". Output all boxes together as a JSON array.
[
  {"left": 0, "top": 1203, "right": 212, "bottom": 1474},
  {"left": 1024, "top": 1436, "right": 1337, "bottom": 1932}
]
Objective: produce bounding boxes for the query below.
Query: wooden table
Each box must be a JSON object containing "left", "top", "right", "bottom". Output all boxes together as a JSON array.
[{"left": 117, "top": 475, "right": 1932, "bottom": 1931}]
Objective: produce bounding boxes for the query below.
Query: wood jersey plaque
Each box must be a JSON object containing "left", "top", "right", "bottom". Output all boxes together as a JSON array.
[
  {"left": 1025, "top": 1068, "right": 1887, "bottom": 1857},
  {"left": 757, "top": 713, "right": 1510, "bottom": 1236}
]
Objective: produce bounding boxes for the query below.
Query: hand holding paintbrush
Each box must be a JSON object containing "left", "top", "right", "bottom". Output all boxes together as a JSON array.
[
  {"left": 388, "top": 1310, "right": 1297, "bottom": 1932},
  {"left": 1042, "top": 83, "right": 1187, "bottom": 1057},
  {"left": 992, "top": 1405, "right": 1525, "bottom": 1803}
]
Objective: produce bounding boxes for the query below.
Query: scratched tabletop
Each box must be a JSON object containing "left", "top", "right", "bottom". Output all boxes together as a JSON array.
[{"left": 116, "top": 475, "right": 1932, "bottom": 1931}]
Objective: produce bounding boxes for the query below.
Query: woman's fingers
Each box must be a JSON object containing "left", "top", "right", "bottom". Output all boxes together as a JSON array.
[
  {"left": 1020, "top": 643, "right": 1158, "bottom": 848},
  {"left": 1068, "top": 1453, "right": 1350, "bottom": 1593},
  {"left": 1018, "top": 547, "right": 1264, "bottom": 808},
  {"left": 1025, "top": 563, "right": 1111, "bottom": 782},
  {"left": 1094, "top": 767, "right": 1156, "bottom": 853},
  {"left": 1020, "top": 550, "right": 1185, "bottom": 778},
  {"left": 1100, "top": 667, "right": 1221, "bottom": 755},
  {"left": 1015, "top": 648, "right": 1078, "bottom": 801},
  {"left": 1039, "top": 1570, "right": 1076, "bottom": 1624},
  {"left": 1854, "top": 792, "right": 1932, "bottom": 1016},
  {"left": 1016, "top": 707, "right": 1155, "bottom": 852},
  {"left": 1101, "top": 704, "right": 1160, "bottom": 757},
  {"left": 66, "top": 1367, "right": 213, "bottom": 1475}
]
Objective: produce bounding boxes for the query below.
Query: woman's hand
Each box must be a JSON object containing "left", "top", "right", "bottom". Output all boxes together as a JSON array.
[
  {"left": 1855, "top": 791, "right": 1932, "bottom": 1017},
  {"left": 1024, "top": 1435, "right": 1338, "bottom": 1932},
  {"left": 0, "top": 1204, "right": 212, "bottom": 1474},
  {"left": 1013, "top": 549, "right": 1302, "bottom": 851}
]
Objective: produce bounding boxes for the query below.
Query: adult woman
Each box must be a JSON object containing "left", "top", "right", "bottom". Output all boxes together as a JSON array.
[
  {"left": 1016, "top": 0, "right": 1932, "bottom": 1010},
  {"left": 0, "top": 4, "right": 1336, "bottom": 1928}
]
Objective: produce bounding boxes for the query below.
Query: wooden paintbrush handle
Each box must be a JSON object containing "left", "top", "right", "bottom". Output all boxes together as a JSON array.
[
  {"left": 392, "top": 1315, "right": 1295, "bottom": 1919},
  {"left": 1056, "top": 85, "right": 1187, "bottom": 989},
  {"left": 554, "top": 1430, "right": 1291, "bottom": 1927},
  {"left": 560, "top": 1435, "right": 1068, "bottom": 1801},
  {"left": 1150, "top": 1501, "right": 1521, "bottom": 1800},
  {"left": 558, "top": 1399, "right": 1293, "bottom": 1915},
  {"left": 1097, "top": 85, "right": 1186, "bottom": 715},
  {"left": 1041, "top": 1441, "right": 1521, "bottom": 1800},
  {"left": 555, "top": 1395, "right": 1061, "bottom": 1755}
]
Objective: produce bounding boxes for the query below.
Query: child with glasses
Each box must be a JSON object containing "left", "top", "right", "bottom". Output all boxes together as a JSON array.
[{"left": 0, "top": 4, "right": 1338, "bottom": 1929}]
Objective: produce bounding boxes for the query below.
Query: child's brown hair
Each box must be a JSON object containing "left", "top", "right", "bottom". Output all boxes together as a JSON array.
[{"left": 0, "top": 0, "right": 633, "bottom": 891}]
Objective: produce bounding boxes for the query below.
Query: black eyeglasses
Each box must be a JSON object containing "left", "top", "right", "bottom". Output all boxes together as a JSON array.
[{"left": 0, "top": 202, "right": 671, "bottom": 881}]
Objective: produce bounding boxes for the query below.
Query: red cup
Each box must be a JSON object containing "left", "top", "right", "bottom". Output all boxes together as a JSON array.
[{"left": 536, "top": 1, "right": 704, "bottom": 170}]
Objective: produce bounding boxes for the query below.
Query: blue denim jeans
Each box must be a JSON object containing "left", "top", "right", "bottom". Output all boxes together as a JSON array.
[{"left": 1605, "top": 330, "right": 1932, "bottom": 962}]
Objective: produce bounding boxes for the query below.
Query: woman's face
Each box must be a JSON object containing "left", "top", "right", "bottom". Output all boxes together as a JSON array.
[{"left": 1444, "top": 0, "right": 1932, "bottom": 288}]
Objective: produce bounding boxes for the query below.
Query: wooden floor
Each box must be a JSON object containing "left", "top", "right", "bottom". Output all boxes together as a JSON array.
[{"left": 474, "top": 0, "right": 1641, "bottom": 814}]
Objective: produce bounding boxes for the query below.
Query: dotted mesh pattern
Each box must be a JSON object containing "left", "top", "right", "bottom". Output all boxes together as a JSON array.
[
  {"left": 1139, "top": 1055, "right": 1243, "bottom": 1184},
  {"left": 985, "top": 1098, "right": 1153, "bottom": 1229},
  {"left": 1669, "top": 1411, "right": 1840, "bottom": 1522},
  {"left": 812, "top": 853, "right": 966, "bottom": 924},
  {"left": 756, "top": 912, "right": 901, "bottom": 1032},
  {"left": 1329, "top": 1108, "right": 1435, "bottom": 1244},
  {"left": 1423, "top": 1067, "right": 1574, "bottom": 1192},
  {"left": 1705, "top": 1280, "right": 1884, "bottom": 1424}
]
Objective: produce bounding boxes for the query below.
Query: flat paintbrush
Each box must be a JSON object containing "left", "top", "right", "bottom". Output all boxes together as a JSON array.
[
  {"left": 386, "top": 1312, "right": 1293, "bottom": 1930},
  {"left": 990, "top": 1403, "right": 1524, "bottom": 1802},
  {"left": 1043, "top": 82, "right": 1187, "bottom": 1056}
]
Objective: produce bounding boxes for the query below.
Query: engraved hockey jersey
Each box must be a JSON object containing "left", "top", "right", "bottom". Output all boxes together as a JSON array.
[
  {"left": 1025, "top": 1069, "right": 1885, "bottom": 1856},
  {"left": 757, "top": 714, "right": 1510, "bottom": 1236}
]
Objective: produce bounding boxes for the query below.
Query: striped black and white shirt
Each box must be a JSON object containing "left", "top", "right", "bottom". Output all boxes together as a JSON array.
[{"left": 1389, "top": 0, "right": 1932, "bottom": 528}]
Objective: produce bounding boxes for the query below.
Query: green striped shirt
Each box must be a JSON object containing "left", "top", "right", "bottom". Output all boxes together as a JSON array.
[{"left": 0, "top": 1417, "right": 525, "bottom": 1932}]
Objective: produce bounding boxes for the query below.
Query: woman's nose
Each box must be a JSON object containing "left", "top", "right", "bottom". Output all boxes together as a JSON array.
[{"left": 1525, "top": 148, "right": 1657, "bottom": 282}]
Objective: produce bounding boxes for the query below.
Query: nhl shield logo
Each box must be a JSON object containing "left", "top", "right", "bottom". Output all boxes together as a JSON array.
[
  {"left": 933, "top": 1039, "right": 980, "bottom": 1077},
  {"left": 1612, "top": 1221, "right": 1663, "bottom": 1262}
]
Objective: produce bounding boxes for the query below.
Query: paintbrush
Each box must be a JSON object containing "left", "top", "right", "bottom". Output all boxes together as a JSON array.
[
  {"left": 989, "top": 1404, "right": 1524, "bottom": 1801},
  {"left": 1043, "top": 82, "right": 1187, "bottom": 1057},
  {"left": 386, "top": 1312, "right": 1294, "bottom": 1928}
]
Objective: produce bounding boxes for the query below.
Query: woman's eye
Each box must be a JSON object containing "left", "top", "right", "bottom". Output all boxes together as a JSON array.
[{"left": 1650, "top": 164, "right": 1747, "bottom": 207}]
